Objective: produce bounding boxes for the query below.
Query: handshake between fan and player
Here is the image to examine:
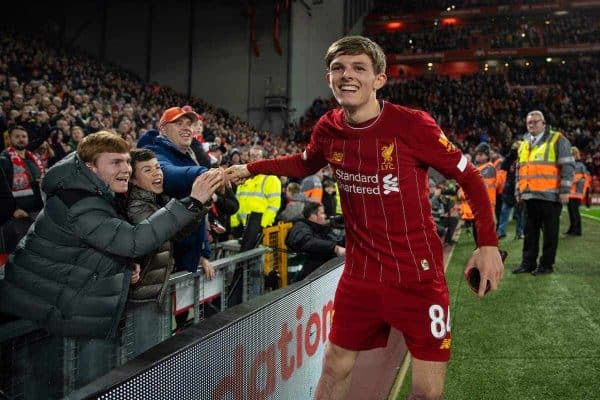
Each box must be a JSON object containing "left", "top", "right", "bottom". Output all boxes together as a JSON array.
[
  {"left": 224, "top": 164, "right": 252, "bottom": 185},
  {"left": 190, "top": 165, "right": 252, "bottom": 199}
]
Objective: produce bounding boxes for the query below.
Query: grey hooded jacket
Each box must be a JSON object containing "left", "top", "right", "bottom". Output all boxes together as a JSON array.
[{"left": 0, "top": 152, "right": 202, "bottom": 338}]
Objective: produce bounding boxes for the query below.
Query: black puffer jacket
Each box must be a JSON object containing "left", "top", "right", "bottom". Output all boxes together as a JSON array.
[
  {"left": 0, "top": 152, "right": 203, "bottom": 339},
  {"left": 285, "top": 218, "right": 339, "bottom": 280}
]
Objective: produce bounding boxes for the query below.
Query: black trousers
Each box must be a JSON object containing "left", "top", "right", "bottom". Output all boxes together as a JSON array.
[
  {"left": 441, "top": 216, "right": 459, "bottom": 243},
  {"left": 495, "top": 199, "right": 502, "bottom": 226},
  {"left": 522, "top": 199, "right": 562, "bottom": 269},
  {"left": 567, "top": 198, "right": 582, "bottom": 234}
]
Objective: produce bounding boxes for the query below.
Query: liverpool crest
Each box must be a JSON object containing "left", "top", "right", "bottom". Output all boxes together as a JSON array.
[{"left": 381, "top": 143, "right": 395, "bottom": 170}]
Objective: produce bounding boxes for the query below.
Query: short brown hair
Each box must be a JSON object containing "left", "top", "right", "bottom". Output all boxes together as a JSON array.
[
  {"left": 325, "top": 36, "right": 387, "bottom": 75},
  {"left": 130, "top": 148, "right": 157, "bottom": 179},
  {"left": 8, "top": 125, "right": 28, "bottom": 136},
  {"left": 286, "top": 182, "right": 300, "bottom": 195},
  {"left": 303, "top": 202, "right": 323, "bottom": 219},
  {"left": 78, "top": 131, "right": 130, "bottom": 164}
]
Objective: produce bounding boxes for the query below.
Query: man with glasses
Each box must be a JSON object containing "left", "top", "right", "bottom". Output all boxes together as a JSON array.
[{"left": 513, "top": 110, "right": 574, "bottom": 275}]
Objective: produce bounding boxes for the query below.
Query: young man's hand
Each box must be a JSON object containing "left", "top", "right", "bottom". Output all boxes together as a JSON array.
[
  {"left": 464, "top": 246, "right": 504, "bottom": 298},
  {"left": 224, "top": 165, "right": 251, "bottom": 184},
  {"left": 13, "top": 209, "right": 29, "bottom": 219},
  {"left": 190, "top": 169, "right": 224, "bottom": 203},
  {"left": 130, "top": 263, "right": 141, "bottom": 285}
]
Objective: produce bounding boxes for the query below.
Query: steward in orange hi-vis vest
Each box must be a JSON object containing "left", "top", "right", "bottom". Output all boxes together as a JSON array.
[
  {"left": 566, "top": 146, "right": 590, "bottom": 236},
  {"left": 474, "top": 143, "right": 497, "bottom": 212},
  {"left": 517, "top": 129, "right": 574, "bottom": 202},
  {"left": 568, "top": 147, "right": 590, "bottom": 203},
  {"left": 493, "top": 156, "right": 506, "bottom": 197},
  {"left": 513, "top": 110, "right": 574, "bottom": 276}
]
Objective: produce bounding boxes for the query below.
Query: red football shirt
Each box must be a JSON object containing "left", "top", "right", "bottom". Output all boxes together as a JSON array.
[{"left": 248, "top": 101, "right": 497, "bottom": 285}]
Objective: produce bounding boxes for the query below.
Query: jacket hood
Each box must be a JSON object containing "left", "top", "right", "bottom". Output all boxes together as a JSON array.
[
  {"left": 137, "top": 129, "right": 160, "bottom": 148},
  {"left": 42, "top": 152, "right": 114, "bottom": 200},
  {"left": 139, "top": 129, "right": 184, "bottom": 157}
]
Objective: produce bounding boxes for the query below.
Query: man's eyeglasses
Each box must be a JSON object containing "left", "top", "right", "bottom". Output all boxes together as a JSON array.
[{"left": 527, "top": 119, "right": 544, "bottom": 125}]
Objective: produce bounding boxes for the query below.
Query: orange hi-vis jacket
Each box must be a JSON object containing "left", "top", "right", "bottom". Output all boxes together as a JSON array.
[
  {"left": 300, "top": 174, "right": 323, "bottom": 203},
  {"left": 458, "top": 188, "right": 474, "bottom": 221},
  {"left": 517, "top": 129, "right": 574, "bottom": 202},
  {"left": 493, "top": 157, "right": 506, "bottom": 195},
  {"left": 477, "top": 161, "right": 497, "bottom": 210},
  {"left": 569, "top": 161, "right": 590, "bottom": 202},
  {"left": 458, "top": 162, "right": 496, "bottom": 220}
]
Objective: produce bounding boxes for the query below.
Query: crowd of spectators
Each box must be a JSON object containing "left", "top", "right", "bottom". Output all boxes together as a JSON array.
[
  {"left": 369, "top": 13, "right": 600, "bottom": 55},
  {"left": 1, "top": 30, "right": 599, "bottom": 194},
  {"left": 380, "top": 56, "right": 600, "bottom": 168},
  {"left": 1, "top": 11, "right": 599, "bottom": 399},
  {"left": 373, "top": 25, "right": 472, "bottom": 55},
  {"left": 0, "top": 31, "right": 304, "bottom": 167},
  {"left": 372, "top": 0, "right": 561, "bottom": 15},
  {"left": 292, "top": 97, "right": 338, "bottom": 143},
  {"left": 543, "top": 14, "right": 600, "bottom": 46}
]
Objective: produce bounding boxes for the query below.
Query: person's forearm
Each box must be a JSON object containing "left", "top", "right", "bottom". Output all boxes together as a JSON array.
[
  {"left": 248, "top": 153, "right": 325, "bottom": 178},
  {"left": 458, "top": 167, "right": 498, "bottom": 247}
]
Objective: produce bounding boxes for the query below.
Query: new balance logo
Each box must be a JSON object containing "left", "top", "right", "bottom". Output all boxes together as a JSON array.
[
  {"left": 439, "top": 338, "right": 452, "bottom": 350},
  {"left": 382, "top": 174, "right": 399, "bottom": 195}
]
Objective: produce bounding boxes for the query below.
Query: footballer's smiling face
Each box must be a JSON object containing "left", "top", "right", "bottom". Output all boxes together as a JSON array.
[{"left": 326, "top": 53, "right": 386, "bottom": 113}]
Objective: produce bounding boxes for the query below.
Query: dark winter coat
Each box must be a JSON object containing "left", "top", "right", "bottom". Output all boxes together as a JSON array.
[
  {"left": 0, "top": 152, "right": 203, "bottom": 338},
  {"left": 127, "top": 185, "right": 208, "bottom": 303},
  {"left": 285, "top": 218, "right": 339, "bottom": 280},
  {"left": 139, "top": 129, "right": 210, "bottom": 272}
]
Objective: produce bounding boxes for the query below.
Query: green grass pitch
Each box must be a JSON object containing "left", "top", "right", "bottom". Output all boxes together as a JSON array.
[{"left": 396, "top": 210, "right": 600, "bottom": 399}]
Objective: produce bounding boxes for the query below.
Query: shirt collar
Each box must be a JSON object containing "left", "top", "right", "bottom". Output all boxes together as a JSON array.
[{"left": 529, "top": 131, "right": 544, "bottom": 146}]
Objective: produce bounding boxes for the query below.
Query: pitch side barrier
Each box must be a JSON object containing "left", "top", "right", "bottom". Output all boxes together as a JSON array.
[
  {"left": 0, "top": 247, "right": 269, "bottom": 400},
  {"left": 68, "top": 258, "right": 345, "bottom": 400},
  {"left": 70, "top": 258, "right": 409, "bottom": 400}
]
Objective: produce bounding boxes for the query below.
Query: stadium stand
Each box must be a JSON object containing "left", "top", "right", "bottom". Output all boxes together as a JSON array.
[{"left": 1, "top": 2, "right": 600, "bottom": 396}]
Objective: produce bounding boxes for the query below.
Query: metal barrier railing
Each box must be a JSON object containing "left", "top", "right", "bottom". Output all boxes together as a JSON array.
[
  {"left": 0, "top": 247, "right": 270, "bottom": 400},
  {"left": 70, "top": 258, "right": 347, "bottom": 400}
]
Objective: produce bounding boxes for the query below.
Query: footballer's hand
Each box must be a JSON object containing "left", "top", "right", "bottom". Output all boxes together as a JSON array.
[
  {"left": 464, "top": 246, "right": 504, "bottom": 298},
  {"left": 216, "top": 167, "right": 230, "bottom": 193},
  {"left": 225, "top": 164, "right": 251, "bottom": 185}
]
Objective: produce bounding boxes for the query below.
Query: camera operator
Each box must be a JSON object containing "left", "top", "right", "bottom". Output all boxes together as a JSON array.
[{"left": 430, "top": 182, "right": 459, "bottom": 245}]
